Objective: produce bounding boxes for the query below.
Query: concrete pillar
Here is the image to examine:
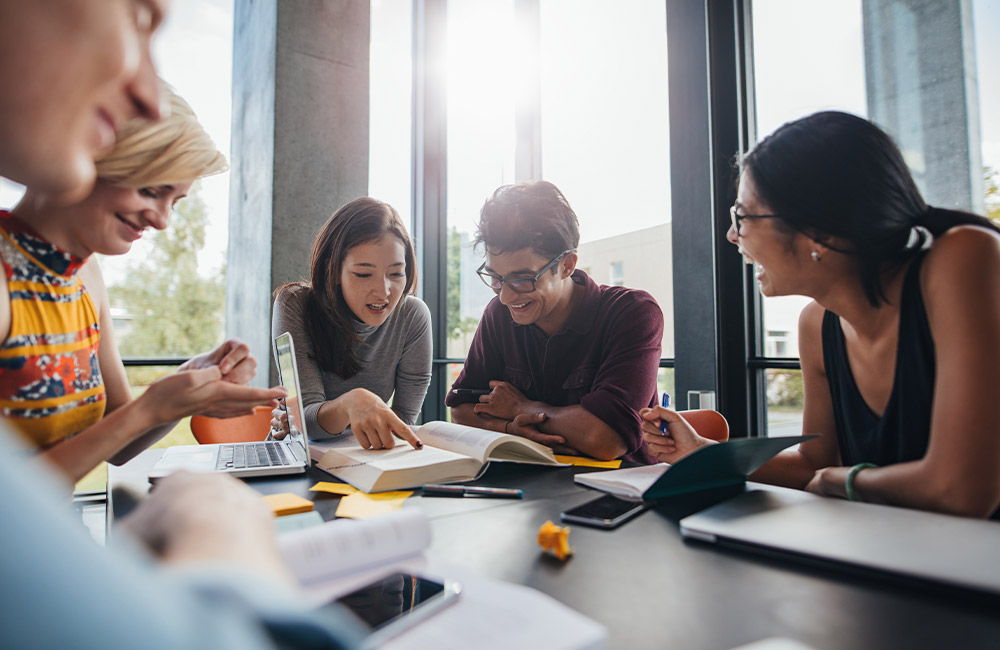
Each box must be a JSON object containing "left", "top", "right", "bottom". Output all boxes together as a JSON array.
[
  {"left": 229, "top": 0, "right": 371, "bottom": 384},
  {"left": 863, "top": 0, "right": 984, "bottom": 214}
]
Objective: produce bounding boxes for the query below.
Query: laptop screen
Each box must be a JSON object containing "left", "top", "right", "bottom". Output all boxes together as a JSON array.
[{"left": 274, "top": 332, "right": 308, "bottom": 463}]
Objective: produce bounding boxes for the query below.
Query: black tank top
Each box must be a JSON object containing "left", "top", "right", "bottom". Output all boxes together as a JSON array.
[{"left": 822, "top": 253, "right": 934, "bottom": 467}]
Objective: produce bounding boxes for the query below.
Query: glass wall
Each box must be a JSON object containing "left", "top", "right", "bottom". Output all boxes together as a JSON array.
[
  {"left": 538, "top": 0, "right": 673, "bottom": 357},
  {"left": 749, "top": 0, "right": 1000, "bottom": 435}
]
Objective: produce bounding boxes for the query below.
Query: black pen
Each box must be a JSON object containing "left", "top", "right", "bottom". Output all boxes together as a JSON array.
[{"left": 421, "top": 484, "right": 523, "bottom": 499}]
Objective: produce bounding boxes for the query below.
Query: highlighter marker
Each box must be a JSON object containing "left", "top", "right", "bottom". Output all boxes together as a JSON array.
[{"left": 660, "top": 392, "right": 670, "bottom": 434}]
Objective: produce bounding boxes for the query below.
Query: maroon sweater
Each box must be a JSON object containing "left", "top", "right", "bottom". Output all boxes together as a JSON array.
[{"left": 446, "top": 270, "right": 662, "bottom": 463}]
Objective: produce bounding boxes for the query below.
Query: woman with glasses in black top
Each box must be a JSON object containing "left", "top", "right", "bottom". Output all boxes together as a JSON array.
[{"left": 642, "top": 111, "right": 1000, "bottom": 519}]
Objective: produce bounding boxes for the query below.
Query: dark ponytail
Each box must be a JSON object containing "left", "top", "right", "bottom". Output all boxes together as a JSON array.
[{"left": 743, "top": 111, "right": 999, "bottom": 306}]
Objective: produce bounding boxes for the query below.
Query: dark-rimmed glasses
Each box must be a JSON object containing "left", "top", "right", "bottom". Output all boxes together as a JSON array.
[
  {"left": 476, "top": 249, "right": 576, "bottom": 294},
  {"left": 730, "top": 204, "right": 781, "bottom": 236}
]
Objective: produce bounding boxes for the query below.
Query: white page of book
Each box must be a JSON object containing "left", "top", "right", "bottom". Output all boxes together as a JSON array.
[
  {"left": 331, "top": 443, "right": 472, "bottom": 470},
  {"left": 416, "top": 421, "right": 505, "bottom": 462},
  {"left": 573, "top": 463, "right": 670, "bottom": 499},
  {"left": 278, "top": 509, "right": 431, "bottom": 585}
]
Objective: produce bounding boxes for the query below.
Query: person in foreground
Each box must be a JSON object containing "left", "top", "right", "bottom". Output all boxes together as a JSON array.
[
  {"left": 0, "top": 2, "right": 363, "bottom": 648},
  {"left": 447, "top": 181, "right": 663, "bottom": 462},
  {"left": 272, "top": 197, "right": 432, "bottom": 450},
  {"left": 1, "top": 85, "right": 286, "bottom": 484},
  {"left": 643, "top": 111, "right": 1000, "bottom": 519}
]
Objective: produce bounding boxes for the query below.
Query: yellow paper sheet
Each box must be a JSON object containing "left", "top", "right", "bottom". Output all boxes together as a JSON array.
[
  {"left": 334, "top": 491, "right": 413, "bottom": 519},
  {"left": 309, "top": 481, "right": 359, "bottom": 496},
  {"left": 261, "top": 492, "right": 314, "bottom": 517},
  {"left": 553, "top": 455, "right": 622, "bottom": 469}
]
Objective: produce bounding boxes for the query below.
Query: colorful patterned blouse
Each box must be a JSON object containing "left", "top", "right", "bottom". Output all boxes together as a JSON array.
[{"left": 0, "top": 212, "right": 105, "bottom": 447}]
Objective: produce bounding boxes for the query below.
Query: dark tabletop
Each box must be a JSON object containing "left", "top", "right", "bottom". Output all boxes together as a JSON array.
[{"left": 110, "top": 455, "right": 1000, "bottom": 650}]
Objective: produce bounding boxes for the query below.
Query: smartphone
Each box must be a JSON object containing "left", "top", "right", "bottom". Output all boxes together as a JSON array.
[
  {"left": 560, "top": 495, "right": 649, "bottom": 529},
  {"left": 449, "top": 388, "right": 490, "bottom": 397},
  {"left": 330, "top": 572, "right": 461, "bottom": 648}
]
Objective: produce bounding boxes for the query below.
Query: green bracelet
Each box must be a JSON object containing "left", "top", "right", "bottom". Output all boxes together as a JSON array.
[{"left": 845, "top": 462, "right": 877, "bottom": 502}]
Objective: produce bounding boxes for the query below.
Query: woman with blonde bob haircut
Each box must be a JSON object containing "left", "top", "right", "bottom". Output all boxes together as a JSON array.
[{"left": 0, "top": 84, "right": 285, "bottom": 483}]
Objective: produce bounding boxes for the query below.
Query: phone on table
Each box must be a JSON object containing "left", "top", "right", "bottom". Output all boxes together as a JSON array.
[
  {"left": 560, "top": 495, "right": 650, "bottom": 529},
  {"left": 330, "top": 572, "right": 461, "bottom": 648}
]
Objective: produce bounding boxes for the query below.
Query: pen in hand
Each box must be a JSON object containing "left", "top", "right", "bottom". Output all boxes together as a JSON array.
[{"left": 660, "top": 392, "right": 670, "bottom": 435}]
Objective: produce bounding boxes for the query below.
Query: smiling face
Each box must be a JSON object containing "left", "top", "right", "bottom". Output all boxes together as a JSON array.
[
  {"left": 64, "top": 179, "right": 191, "bottom": 258},
  {"left": 0, "top": 0, "right": 167, "bottom": 199},
  {"left": 482, "top": 247, "right": 577, "bottom": 335},
  {"left": 339, "top": 235, "right": 409, "bottom": 328},
  {"left": 727, "top": 170, "right": 813, "bottom": 298}
]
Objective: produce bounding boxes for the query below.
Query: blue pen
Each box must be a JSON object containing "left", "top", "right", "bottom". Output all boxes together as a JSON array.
[{"left": 660, "top": 392, "right": 670, "bottom": 434}]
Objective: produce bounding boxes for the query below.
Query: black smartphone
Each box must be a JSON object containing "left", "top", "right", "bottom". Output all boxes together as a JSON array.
[
  {"left": 560, "top": 495, "right": 649, "bottom": 529},
  {"left": 330, "top": 572, "right": 461, "bottom": 648},
  {"left": 449, "top": 388, "right": 490, "bottom": 397}
]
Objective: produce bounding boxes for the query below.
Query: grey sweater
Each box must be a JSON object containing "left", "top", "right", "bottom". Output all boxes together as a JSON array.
[{"left": 271, "top": 285, "right": 433, "bottom": 438}]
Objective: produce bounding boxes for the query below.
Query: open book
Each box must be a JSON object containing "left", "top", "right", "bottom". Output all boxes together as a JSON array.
[
  {"left": 278, "top": 508, "right": 431, "bottom": 586},
  {"left": 575, "top": 435, "right": 815, "bottom": 500},
  {"left": 311, "top": 420, "right": 566, "bottom": 493}
]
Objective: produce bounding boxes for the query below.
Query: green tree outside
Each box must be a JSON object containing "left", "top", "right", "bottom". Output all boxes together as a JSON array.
[
  {"left": 446, "top": 226, "right": 479, "bottom": 350},
  {"left": 108, "top": 182, "right": 225, "bottom": 385},
  {"left": 986, "top": 166, "right": 1000, "bottom": 225}
]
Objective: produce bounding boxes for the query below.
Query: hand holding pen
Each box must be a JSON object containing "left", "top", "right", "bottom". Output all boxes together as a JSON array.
[{"left": 660, "top": 392, "right": 670, "bottom": 434}]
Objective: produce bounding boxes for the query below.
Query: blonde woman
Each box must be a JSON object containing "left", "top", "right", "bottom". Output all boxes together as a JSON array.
[{"left": 1, "top": 85, "right": 284, "bottom": 483}]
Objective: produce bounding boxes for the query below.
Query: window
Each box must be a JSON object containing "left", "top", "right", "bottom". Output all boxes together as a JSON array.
[{"left": 748, "top": 0, "right": 1000, "bottom": 435}]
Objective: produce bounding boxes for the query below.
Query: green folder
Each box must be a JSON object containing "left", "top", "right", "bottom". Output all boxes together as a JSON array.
[{"left": 643, "top": 435, "right": 816, "bottom": 499}]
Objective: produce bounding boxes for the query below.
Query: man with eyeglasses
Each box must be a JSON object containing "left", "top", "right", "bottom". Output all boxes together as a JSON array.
[{"left": 446, "top": 181, "right": 662, "bottom": 463}]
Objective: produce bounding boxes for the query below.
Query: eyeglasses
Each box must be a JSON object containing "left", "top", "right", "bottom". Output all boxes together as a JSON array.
[
  {"left": 476, "top": 249, "right": 576, "bottom": 294},
  {"left": 729, "top": 205, "right": 781, "bottom": 236}
]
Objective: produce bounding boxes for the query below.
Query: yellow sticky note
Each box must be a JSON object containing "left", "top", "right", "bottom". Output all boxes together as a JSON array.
[
  {"left": 334, "top": 491, "right": 413, "bottom": 519},
  {"left": 309, "top": 481, "right": 359, "bottom": 496},
  {"left": 262, "top": 492, "right": 314, "bottom": 517},
  {"left": 553, "top": 455, "right": 622, "bottom": 469}
]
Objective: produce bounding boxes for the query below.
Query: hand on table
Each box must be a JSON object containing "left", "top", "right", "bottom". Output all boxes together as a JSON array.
[
  {"left": 504, "top": 412, "right": 567, "bottom": 450},
  {"left": 640, "top": 405, "right": 715, "bottom": 463},
  {"left": 120, "top": 471, "right": 295, "bottom": 585},
  {"left": 804, "top": 466, "right": 848, "bottom": 498}
]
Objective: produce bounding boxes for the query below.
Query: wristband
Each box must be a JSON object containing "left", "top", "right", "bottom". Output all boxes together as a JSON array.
[
  {"left": 504, "top": 420, "right": 512, "bottom": 434},
  {"left": 845, "top": 462, "right": 877, "bottom": 502}
]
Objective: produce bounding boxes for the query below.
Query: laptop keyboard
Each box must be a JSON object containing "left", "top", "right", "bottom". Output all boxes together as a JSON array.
[{"left": 216, "top": 442, "right": 291, "bottom": 470}]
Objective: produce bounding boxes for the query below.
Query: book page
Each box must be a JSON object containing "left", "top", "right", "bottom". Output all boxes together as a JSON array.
[
  {"left": 326, "top": 443, "right": 472, "bottom": 471},
  {"left": 278, "top": 508, "right": 431, "bottom": 585},
  {"left": 573, "top": 464, "right": 669, "bottom": 499},
  {"left": 416, "top": 421, "right": 510, "bottom": 462}
]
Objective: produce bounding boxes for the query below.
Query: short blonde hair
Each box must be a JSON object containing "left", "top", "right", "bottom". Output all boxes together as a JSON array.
[{"left": 95, "top": 83, "right": 227, "bottom": 188}]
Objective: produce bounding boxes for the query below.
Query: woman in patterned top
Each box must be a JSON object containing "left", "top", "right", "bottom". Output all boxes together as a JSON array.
[{"left": 0, "top": 85, "right": 285, "bottom": 483}]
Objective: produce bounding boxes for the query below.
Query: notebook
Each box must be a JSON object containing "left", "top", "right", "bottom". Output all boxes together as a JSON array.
[
  {"left": 149, "top": 332, "right": 310, "bottom": 478},
  {"left": 679, "top": 484, "right": 1000, "bottom": 598},
  {"left": 574, "top": 436, "right": 813, "bottom": 500}
]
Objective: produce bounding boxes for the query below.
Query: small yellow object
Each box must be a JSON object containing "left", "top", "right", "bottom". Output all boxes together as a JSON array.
[
  {"left": 537, "top": 520, "right": 573, "bottom": 561},
  {"left": 262, "top": 492, "right": 314, "bottom": 517},
  {"left": 552, "top": 455, "right": 622, "bottom": 469}
]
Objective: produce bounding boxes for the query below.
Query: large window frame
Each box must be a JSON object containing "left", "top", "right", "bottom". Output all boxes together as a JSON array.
[{"left": 412, "top": 0, "right": 677, "bottom": 424}]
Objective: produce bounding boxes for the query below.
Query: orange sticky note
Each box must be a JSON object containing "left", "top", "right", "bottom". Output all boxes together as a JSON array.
[
  {"left": 553, "top": 455, "right": 622, "bottom": 469},
  {"left": 262, "top": 492, "right": 314, "bottom": 517},
  {"left": 309, "top": 481, "right": 359, "bottom": 496},
  {"left": 334, "top": 491, "right": 412, "bottom": 519},
  {"left": 538, "top": 520, "right": 573, "bottom": 561}
]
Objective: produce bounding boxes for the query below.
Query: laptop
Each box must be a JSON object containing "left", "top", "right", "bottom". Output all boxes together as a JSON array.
[
  {"left": 679, "top": 483, "right": 1000, "bottom": 598},
  {"left": 149, "top": 332, "right": 310, "bottom": 478}
]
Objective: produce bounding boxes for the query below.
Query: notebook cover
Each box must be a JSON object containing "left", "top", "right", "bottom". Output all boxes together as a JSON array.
[{"left": 644, "top": 435, "right": 815, "bottom": 499}]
